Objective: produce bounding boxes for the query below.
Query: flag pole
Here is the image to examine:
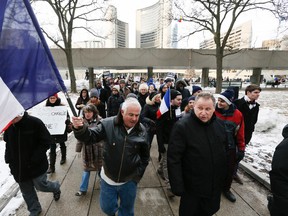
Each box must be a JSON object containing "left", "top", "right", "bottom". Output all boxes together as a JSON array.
[
  {"left": 169, "top": 87, "right": 172, "bottom": 119},
  {"left": 63, "top": 91, "right": 78, "bottom": 117}
]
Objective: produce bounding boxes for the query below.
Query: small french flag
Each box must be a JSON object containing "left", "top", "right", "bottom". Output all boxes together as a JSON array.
[{"left": 156, "top": 88, "right": 170, "bottom": 119}]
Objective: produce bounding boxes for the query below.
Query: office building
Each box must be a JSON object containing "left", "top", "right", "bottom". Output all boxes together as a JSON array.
[
  {"left": 262, "top": 39, "right": 281, "bottom": 50},
  {"left": 199, "top": 21, "right": 252, "bottom": 49},
  {"left": 136, "top": 0, "right": 176, "bottom": 48},
  {"left": 74, "top": 5, "right": 128, "bottom": 48}
]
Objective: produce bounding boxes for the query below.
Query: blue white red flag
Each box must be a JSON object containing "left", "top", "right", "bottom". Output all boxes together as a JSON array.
[
  {"left": 156, "top": 88, "right": 170, "bottom": 119},
  {"left": 0, "top": 0, "right": 66, "bottom": 132}
]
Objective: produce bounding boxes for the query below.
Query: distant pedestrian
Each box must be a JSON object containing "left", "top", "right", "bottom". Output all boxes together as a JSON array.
[
  {"left": 234, "top": 84, "right": 261, "bottom": 184},
  {"left": 72, "top": 98, "right": 150, "bottom": 216},
  {"left": 75, "top": 104, "right": 103, "bottom": 196},
  {"left": 4, "top": 112, "right": 61, "bottom": 216},
  {"left": 268, "top": 124, "right": 288, "bottom": 216},
  {"left": 85, "top": 70, "right": 89, "bottom": 80},
  {"left": 168, "top": 92, "right": 227, "bottom": 216}
]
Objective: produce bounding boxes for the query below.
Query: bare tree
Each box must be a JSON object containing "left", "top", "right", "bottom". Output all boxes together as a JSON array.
[
  {"left": 173, "top": 0, "right": 288, "bottom": 93},
  {"left": 31, "top": 0, "right": 111, "bottom": 93}
]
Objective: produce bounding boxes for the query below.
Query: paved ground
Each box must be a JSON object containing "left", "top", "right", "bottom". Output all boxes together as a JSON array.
[{"left": 15, "top": 134, "right": 271, "bottom": 216}]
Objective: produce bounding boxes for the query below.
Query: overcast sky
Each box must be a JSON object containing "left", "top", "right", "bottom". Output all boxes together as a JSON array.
[
  {"left": 33, "top": 0, "right": 285, "bottom": 48},
  {"left": 109, "top": 0, "right": 284, "bottom": 48}
]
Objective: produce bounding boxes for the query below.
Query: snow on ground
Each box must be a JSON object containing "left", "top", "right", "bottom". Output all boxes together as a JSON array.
[{"left": 0, "top": 80, "right": 287, "bottom": 215}]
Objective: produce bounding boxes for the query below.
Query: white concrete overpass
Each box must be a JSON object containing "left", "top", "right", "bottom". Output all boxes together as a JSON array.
[
  {"left": 50, "top": 48, "right": 288, "bottom": 85},
  {"left": 50, "top": 48, "right": 288, "bottom": 70}
]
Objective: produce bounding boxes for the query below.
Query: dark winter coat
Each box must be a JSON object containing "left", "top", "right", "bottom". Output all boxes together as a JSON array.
[
  {"left": 167, "top": 111, "right": 227, "bottom": 198},
  {"left": 107, "top": 93, "right": 125, "bottom": 117},
  {"left": 88, "top": 99, "right": 106, "bottom": 118},
  {"left": 140, "top": 97, "right": 160, "bottom": 133},
  {"left": 75, "top": 88, "right": 90, "bottom": 116},
  {"left": 234, "top": 97, "right": 260, "bottom": 144},
  {"left": 137, "top": 93, "right": 149, "bottom": 108},
  {"left": 269, "top": 125, "right": 288, "bottom": 216},
  {"left": 73, "top": 116, "right": 150, "bottom": 183},
  {"left": 97, "top": 86, "right": 109, "bottom": 106},
  {"left": 156, "top": 105, "right": 181, "bottom": 153},
  {"left": 75, "top": 117, "right": 103, "bottom": 172},
  {"left": 4, "top": 112, "right": 51, "bottom": 182}
]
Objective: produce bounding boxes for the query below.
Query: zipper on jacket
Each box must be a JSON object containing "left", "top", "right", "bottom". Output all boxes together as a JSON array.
[{"left": 117, "top": 136, "right": 127, "bottom": 182}]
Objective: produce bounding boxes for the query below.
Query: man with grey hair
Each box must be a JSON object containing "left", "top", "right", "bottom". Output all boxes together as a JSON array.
[
  {"left": 72, "top": 98, "right": 150, "bottom": 216},
  {"left": 168, "top": 92, "right": 227, "bottom": 216}
]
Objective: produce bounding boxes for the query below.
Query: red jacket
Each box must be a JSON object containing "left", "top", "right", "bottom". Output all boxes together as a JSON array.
[{"left": 215, "top": 105, "right": 245, "bottom": 151}]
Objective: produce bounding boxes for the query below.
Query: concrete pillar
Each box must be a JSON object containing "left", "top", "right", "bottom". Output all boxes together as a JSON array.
[
  {"left": 251, "top": 68, "right": 262, "bottom": 86},
  {"left": 88, "top": 67, "right": 94, "bottom": 90},
  {"left": 147, "top": 67, "right": 153, "bottom": 79},
  {"left": 201, "top": 68, "right": 209, "bottom": 87}
]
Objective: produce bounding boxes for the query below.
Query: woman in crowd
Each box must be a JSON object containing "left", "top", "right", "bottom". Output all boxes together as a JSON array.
[
  {"left": 141, "top": 92, "right": 161, "bottom": 147},
  {"left": 75, "top": 104, "right": 103, "bottom": 196},
  {"left": 75, "top": 88, "right": 90, "bottom": 116},
  {"left": 137, "top": 83, "right": 149, "bottom": 108},
  {"left": 107, "top": 85, "right": 125, "bottom": 117},
  {"left": 88, "top": 89, "right": 106, "bottom": 118},
  {"left": 46, "top": 94, "right": 70, "bottom": 174}
]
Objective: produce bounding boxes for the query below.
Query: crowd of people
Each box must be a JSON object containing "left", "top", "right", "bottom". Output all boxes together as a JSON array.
[{"left": 4, "top": 75, "right": 287, "bottom": 216}]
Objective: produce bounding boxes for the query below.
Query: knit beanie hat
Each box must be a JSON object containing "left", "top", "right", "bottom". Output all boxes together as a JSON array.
[
  {"left": 90, "top": 89, "right": 99, "bottom": 98},
  {"left": 170, "top": 89, "right": 182, "bottom": 100},
  {"left": 112, "top": 85, "right": 120, "bottom": 92},
  {"left": 218, "top": 89, "right": 234, "bottom": 105},
  {"left": 149, "top": 92, "right": 160, "bottom": 101},
  {"left": 188, "top": 96, "right": 196, "bottom": 102},
  {"left": 192, "top": 86, "right": 202, "bottom": 95},
  {"left": 165, "top": 78, "right": 172, "bottom": 83}
]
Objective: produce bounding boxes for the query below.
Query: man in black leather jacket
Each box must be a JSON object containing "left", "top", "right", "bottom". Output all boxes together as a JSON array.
[{"left": 72, "top": 98, "right": 149, "bottom": 216}]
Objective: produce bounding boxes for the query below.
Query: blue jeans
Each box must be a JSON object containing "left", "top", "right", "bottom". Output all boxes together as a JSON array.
[
  {"left": 80, "top": 171, "right": 90, "bottom": 192},
  {"left": 100, "top": 179, "right": 137, "bottom": 216},
  {"left": 18, "top": 173, "right": 60, "bottom": 216}
]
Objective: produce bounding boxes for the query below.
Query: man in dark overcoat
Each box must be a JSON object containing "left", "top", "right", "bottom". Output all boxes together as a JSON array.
[{"left": 168, "top": 92, "right": 227, "bottom": 216}]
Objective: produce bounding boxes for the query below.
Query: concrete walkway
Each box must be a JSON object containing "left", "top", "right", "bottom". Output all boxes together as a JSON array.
[{"left": 15, "top": 134, "right": 271, "bottom": 216}]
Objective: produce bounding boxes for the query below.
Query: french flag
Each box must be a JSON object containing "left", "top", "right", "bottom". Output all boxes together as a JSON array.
[
  {"left": 0, "top": 0, "right": 66, "bottom": 132},
  {"left": 156, "top": 88, "right": 170, "bottom": 119}
]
